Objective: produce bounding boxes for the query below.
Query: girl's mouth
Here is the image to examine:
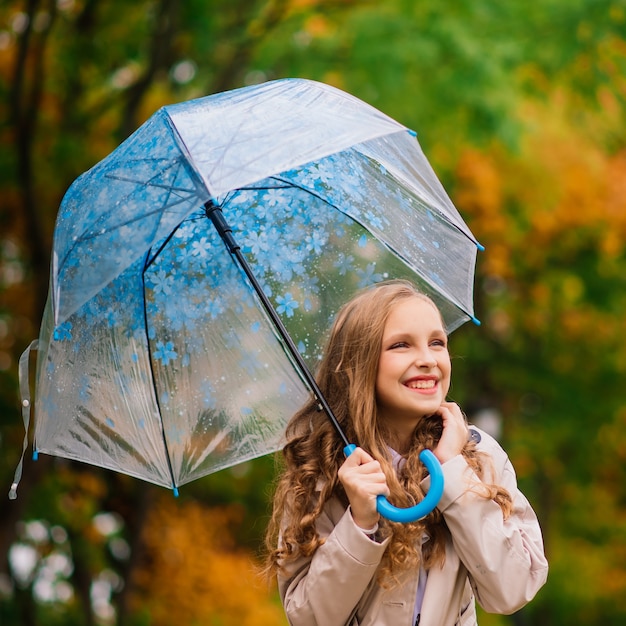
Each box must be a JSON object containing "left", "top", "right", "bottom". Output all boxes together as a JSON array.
[{"left": 404, "top": 378, "right": 437, "bottom": 390}]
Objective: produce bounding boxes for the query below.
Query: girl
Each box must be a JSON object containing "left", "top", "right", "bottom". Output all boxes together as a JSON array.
[{"left": 265, "top": 280, "right": 548, "bottom": 626}]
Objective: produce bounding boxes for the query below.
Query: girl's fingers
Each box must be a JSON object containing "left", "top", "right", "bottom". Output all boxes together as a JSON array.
[
  {"left": 342, "top": 446, "right": 375, "bottom": 466},
  {"left": 339, "top": 449, "right": 389, "bottom": 496},
  {"left": 434, "top": 402, "right": 469, "bottom": 463},
  {"left": 439, "top": 401, "right": 466, "bottom": 423},
  {"left": 339, "top": 457, "right": 390, "bottom": 529},
  {"left": 340, "top": 448, "right": 385, "bottom": 482}
]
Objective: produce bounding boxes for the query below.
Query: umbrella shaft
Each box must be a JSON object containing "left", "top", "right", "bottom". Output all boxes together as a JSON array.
[{"left": 204, "top": 201, "right": 351, "bottom": 449}]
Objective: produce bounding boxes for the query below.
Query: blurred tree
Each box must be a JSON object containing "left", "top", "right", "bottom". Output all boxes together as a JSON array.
[
  {"left": 127, "top": 494, "right": 286, "bottom": 626},
  {"left": 1, "top": 0, "right": 626, "bottom": 624},
  {"left": 1, "top": 1, "right": 321, "bottom": 624},
  {"left": 452, "top": 91, "right": 626, "bottom": 623}
]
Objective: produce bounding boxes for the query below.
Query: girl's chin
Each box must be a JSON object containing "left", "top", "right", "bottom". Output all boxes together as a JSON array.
[{"left": 412, "top": 394, "right": 443, "bottom": 410}]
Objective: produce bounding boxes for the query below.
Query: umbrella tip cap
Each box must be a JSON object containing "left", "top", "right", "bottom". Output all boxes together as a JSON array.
[
  {"left": 32, "top": 450, "right": 39, "bottom": 461},
  {"left": 407, "top": 129, "right": 417, "bottom": 137},
  {"left": 476, "top": 242, "right": 485, "bottom": 252},
  {"left": 471, "top": 316, "right": 481, "bottom": 326},
  {"left": 173, "top": 487, "right": 179, "bottom": 497}
]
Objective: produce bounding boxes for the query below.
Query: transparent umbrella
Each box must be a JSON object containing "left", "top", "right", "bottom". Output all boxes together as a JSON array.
[{"left": 12, "top": 79, "right": 481, "bottom": 521}]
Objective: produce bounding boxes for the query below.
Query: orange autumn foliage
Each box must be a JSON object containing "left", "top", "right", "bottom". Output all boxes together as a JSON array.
[
  {"left": 457, "top": 97, "right": 626, "bottom": 267},
  {"left": 454, "top": 98, "right": 626, "bottom": 355},
  {"left": 454, "top": 148, "right": 512, "bottom": 279},
  {"left": 129, "top": 496, "right": 285, "bottom": 626}
]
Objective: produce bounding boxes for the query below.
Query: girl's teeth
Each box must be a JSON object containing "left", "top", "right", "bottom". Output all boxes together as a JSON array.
[{"left": 408, "top": 380, "right": 435, "bottom": 389}]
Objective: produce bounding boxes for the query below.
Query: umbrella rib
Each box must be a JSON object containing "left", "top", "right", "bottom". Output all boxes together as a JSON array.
[
  {"left": 61, "top": 156, "right": 198, "bottom": 257},
  {"left": 204, "top": 200, "right": 352, "bottom": 450},
  {"left": 247, "top": 175, "right": 337, "bottom": 207},
  {"left": 247, "top": 178, "right": 476, "bottom": 322},
  {"left": 104, "top": 174, "right": 196, "bottom": 194},
  {"left": 143, "top": 225, "right": 181, "bottom": 271},
  {"left": 59, "top": 163, "right": 200, "bottom": 278},
  {"left": 289, "top": 175, "right": 478, "bottom": 318},
  {"left": 140, "top": 251, "right": 180, "bottom": 494},
  {"left": 71, "top": 196, "right": 192, "bottom": 246}
]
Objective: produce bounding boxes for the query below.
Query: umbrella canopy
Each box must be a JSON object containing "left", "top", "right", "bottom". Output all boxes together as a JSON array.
[{"left": 14, "top": 78, "right": 481, "bottom": 497}]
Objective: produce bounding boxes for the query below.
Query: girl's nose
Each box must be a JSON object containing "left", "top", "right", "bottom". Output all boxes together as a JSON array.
[{"left": 414, "top": 348, "right": 436, "bottom": 368}]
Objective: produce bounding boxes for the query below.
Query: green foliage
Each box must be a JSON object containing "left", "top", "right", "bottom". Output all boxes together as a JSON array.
[{"left": 1, "top": 0, "right": 626, "bottom": 624}]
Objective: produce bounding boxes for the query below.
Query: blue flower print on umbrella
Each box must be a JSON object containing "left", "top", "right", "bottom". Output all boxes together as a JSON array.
[{"left": 12, "top": 79, "right": 482, "bottom": 522}]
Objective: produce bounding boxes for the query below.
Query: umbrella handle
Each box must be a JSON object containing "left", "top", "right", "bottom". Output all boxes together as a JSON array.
[{"left": 343, "top": 444, "right": 444, "bottom": 523}]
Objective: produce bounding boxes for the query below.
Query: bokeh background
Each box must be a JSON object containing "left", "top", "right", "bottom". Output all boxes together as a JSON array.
[{"left": 1, "top": 1, "right": 625, "bottom": 624}]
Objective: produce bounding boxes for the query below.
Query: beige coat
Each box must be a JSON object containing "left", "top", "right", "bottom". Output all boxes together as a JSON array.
[{"left": 278, "top": 428, "right": 548, "bottom": 626}]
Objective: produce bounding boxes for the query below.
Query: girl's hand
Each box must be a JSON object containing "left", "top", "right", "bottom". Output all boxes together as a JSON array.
[
  {"left": 338, "top": 447, "right": 390, "bottom": 530},
  {"left": 432, "top": 401, "right": 469, "bottom": 463}
]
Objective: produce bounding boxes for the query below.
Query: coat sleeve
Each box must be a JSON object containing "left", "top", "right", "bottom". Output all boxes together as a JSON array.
[
  {"left": 278, "top": 505, "right": 389, "bottom": 626},
  {"left": 434, "top": 428, "right": 548, "bottom": 614}
]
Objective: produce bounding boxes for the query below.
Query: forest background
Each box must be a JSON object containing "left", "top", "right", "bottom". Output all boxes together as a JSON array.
[{"left": 1, "top": 1, "right": 626, "bottom": 624}]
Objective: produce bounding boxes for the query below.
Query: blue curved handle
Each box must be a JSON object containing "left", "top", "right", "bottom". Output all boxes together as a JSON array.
[{"left": 344, "top": 444, "right": 444, "bottom": 524}]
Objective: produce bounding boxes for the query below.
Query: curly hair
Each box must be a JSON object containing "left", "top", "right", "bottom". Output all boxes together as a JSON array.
[{"left": 264, "top": 280, "right": 512, "bottom": 582}]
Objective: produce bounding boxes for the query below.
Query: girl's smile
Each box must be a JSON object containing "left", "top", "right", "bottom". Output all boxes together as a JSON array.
[{"left": 403, "top": 375, "right": 439, "bottom": 392}]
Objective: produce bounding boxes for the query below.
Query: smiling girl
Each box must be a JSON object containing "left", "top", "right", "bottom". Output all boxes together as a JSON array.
[{"left": 265, "top": 280, "right": 548, "bottom": 626}]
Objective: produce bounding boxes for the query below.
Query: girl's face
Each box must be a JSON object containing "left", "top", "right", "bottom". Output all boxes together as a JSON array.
[{"left": 375, "top": 297, "right": 451, "bottom": 435}]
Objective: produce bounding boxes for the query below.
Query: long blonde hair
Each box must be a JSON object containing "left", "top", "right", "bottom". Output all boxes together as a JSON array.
[{"left": 264, "top": 280, "right": 511, "bottom": 580}]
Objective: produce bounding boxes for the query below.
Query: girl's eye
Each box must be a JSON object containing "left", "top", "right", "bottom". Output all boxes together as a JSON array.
[{"left": 389, "top": 342, "right": 408, "bottom": 349}]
